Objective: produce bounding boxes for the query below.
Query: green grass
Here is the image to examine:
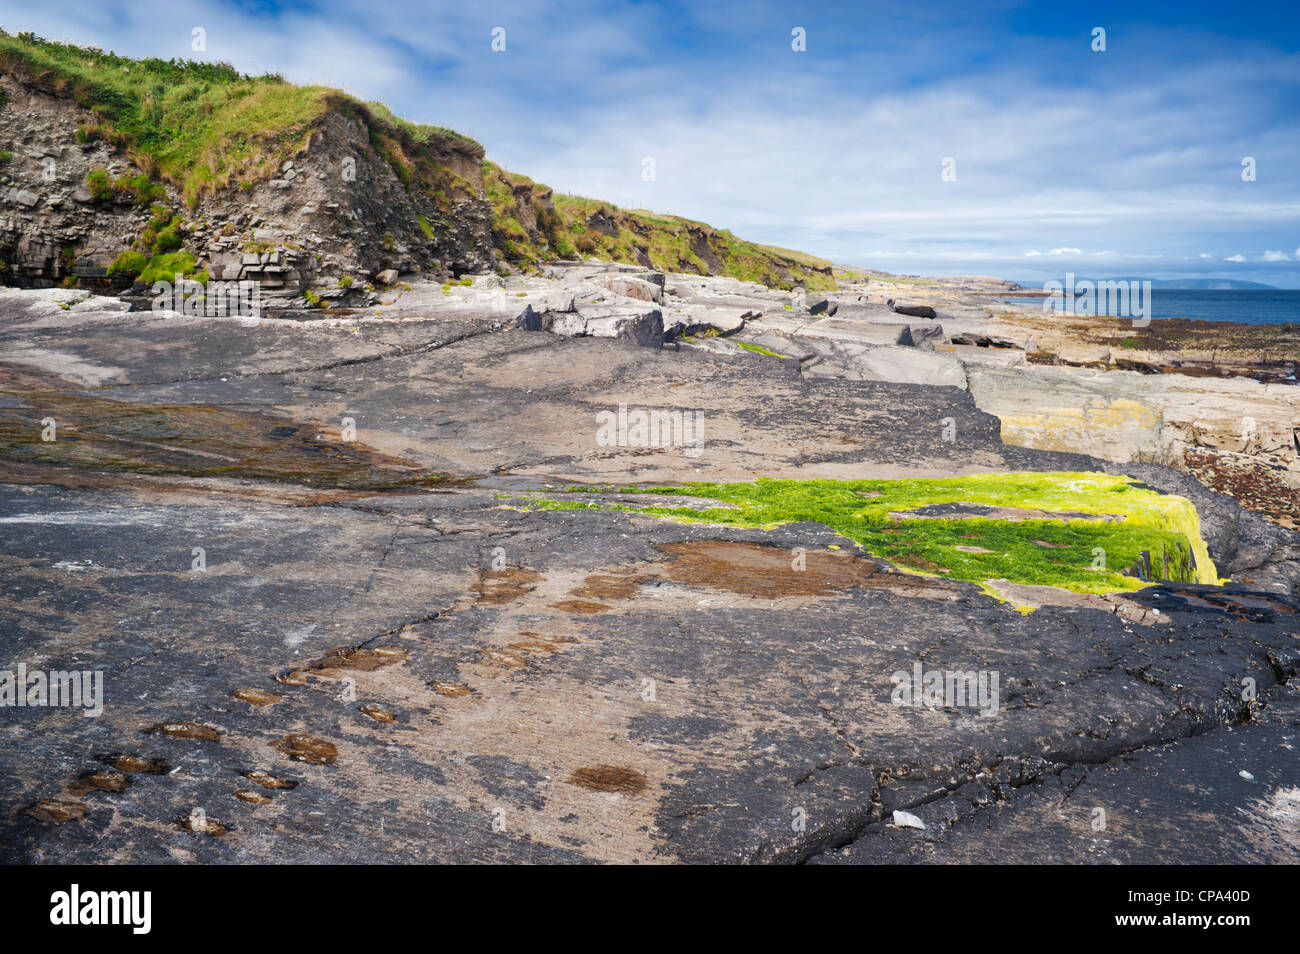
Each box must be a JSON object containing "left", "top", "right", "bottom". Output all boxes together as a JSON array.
[
  {"left": 0, "top": 30, "right": 481, "bottom": 209},
  {"left": 2, "top": 30, "right": 848, "bottom": 288},
  {"left": 482, "top": 160, "right": 841, "bottom": 290},
  {"left": 105, "top": 250, "right": 148, "bottom": 279},
  {"left": 138, "top": 250, "right": 200, "bottom": 284},
  {"left": 512, "top": 472, "right": 1218, "bottom": 596}
]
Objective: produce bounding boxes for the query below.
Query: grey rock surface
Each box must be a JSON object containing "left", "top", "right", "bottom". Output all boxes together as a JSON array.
[{"left": 0, "top": 290, "right": 1297, "bottom": 864}]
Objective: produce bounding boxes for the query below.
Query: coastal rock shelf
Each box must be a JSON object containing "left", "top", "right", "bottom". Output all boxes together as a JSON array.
[{"left": 1, "top": 285, "right": 1297, "bottom": 864}]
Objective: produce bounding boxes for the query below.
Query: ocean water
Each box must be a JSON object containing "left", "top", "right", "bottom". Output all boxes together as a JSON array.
[{"left": 999, "top": 289, "right": 1300, "bottom": 325}]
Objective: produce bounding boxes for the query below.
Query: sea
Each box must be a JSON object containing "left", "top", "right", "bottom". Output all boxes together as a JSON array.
[{"left": 998, "top": 289, "right": 1300, "bottom": 325}]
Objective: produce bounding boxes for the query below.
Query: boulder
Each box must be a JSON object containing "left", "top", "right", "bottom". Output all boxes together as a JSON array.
[
  {"left": 375, "top": 269, "right": 399, "bottom": 285},
  {"left": 891, "top": 302, "right": 937, "bottom": 319},
  {"left": 663, "top": 307, "right": 749, "bottom": 339},
  {"left": 590, "top": 274, "right": 664, "bottom": 304},
  {"left": 808, "top": 298, "right": 838, "bottom": 317},
  {"left": 548, "top": 306, "right": 663, "bottom": 348},
  {"left": 898, "top": 323, "right": 945, "bottom": 349},
  {"left": 514, "top": 304, "right": 543, "bottom": 331}
]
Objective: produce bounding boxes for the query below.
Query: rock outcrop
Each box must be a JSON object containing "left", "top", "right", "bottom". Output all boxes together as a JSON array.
[
  {"left": 1, "top": 285, "right": 1297, "bottom": 865},
  {"left": 0, "top": 72, "right": 495, "bottom": 305}
]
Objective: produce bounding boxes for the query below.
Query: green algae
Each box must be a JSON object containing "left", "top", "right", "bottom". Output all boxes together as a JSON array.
[
  {"left": 513, "top": 472, "right": 1220, "bottom": 596},
  {"left": 734, "top": 341, "right": 787, "bottom": 358}
]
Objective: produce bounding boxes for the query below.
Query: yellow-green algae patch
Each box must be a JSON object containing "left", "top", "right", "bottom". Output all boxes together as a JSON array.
[{"left": 515, "top": 472, "right": 1219, "bottom": 596}]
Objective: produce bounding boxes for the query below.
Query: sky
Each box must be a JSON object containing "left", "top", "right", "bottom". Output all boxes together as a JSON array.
[{"left": 3, "top": 0, "right": 1299, "bottom": 286}]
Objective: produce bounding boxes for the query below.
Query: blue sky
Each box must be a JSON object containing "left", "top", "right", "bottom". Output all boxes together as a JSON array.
[{"left": 5, "top": 0, "right": 1299, "bottom": 285}]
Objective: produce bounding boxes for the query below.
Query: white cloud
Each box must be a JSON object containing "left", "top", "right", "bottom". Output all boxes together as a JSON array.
[
  {"left": 1225, "top": 254, "right": 1246, "bottom": 262},
  {"left": 1025, "top": 247, "right": 1084, "bottom": 257},
  {"left": 1263, "top": 249, "right": 1291, "bottom": 261},
  {"left": 8, "top": 0, "right": 1300, "bottom": 282}
]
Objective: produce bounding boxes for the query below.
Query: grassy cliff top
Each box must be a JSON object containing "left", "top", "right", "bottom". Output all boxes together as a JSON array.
[
  {"left": 484, "top": 161, "right": 855, "bottom": 290},
  {"left": 0, "top": 30, "right": 481, "bottom": 206},
  {"left": 1, "top": 31, "right": 845, "bottom": 285}
]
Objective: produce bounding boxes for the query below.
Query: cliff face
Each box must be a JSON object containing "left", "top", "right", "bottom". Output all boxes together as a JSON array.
[
  {"left": 483, "top": 161, "right": 841, "bottom": 291},
  {"left": 0, "top": 75, "right": 155, "bottom": 287},
  {"left": 0, "top": 69, "right": 495, "bottom": 304},
  {"left": 187, "top": 105, "right": 496, "bottom": 296},
  {"left": 0, "top": 34, "right": 849, "bottom": 306}
]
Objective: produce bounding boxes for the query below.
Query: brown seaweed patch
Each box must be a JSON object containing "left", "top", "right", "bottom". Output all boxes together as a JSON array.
[
  {"left": 566, "top": 765, "right": 648, "bottom": 795},
  {"left": 429, "top": 680, "right": 473, "bottom": 697},
  {"left": 655, "top": 540, "right": 958, "bottom": 598},
  {"left": 479, "top": 649, "right": 527, "bottom": 669},
  {"left": 0, "top": 382, "right": 451, "bottom": 492},
  {"left": 241, "top": 770, "right": 299, "bottom": 790},
  {"left": 24, "top": 799, "right": 87, "bottom": 824},
  {"left": 67, "top": 770, "right": 131, "bottom": 796},
  {"left": 570, "top": 571, "right": 650, "bottom": 601},
  {"left": 230, "top": 688, "right": 283, "bottom": 707},
  {"left": 97, "top": 754, "right": 171, "bottom": 774},
  {"left": 360, "top": 703, "right": 397, "bottom": 723},
  {"left": 235, "top": 790, "right": 273, "bottom": 804},
  {"left": 509, "top": 640, "right": 560, "bottom": 653},
  {"left": 269, "top": 734, "right": 339, "bottom": 765},
  {"left": 547, "top": 599, "right": 611, "bottom": 614},
  {"left": 518, "top": 631, "right": 578, "bottom": 643},
  {"left": 282, "top": 645, "right": 407, "bottom": 683},
  {"left": 474, "top": 567, "right": 544, "bottom": 604},
  {"left": 144, "top": 721, "right": 221, "bottom": 741},
  {"left": 177, "top": 812, "right": 229, "bottom": 836}
]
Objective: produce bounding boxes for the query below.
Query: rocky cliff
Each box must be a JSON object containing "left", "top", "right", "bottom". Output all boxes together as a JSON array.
[
  {"left": 483, "top": 161, "right": 842, "bottom": 290},
  {"left": 0, "top": 32, "right": 840, "bottom": 308},
  {"left": 0, "top": 35, "right": 495, "bottom": 307}
]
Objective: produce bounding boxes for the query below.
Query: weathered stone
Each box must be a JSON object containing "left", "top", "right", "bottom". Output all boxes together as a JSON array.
[
  {"left": 891, "top": 302, "right": 938, "bottom": 319},
  {"left": 898, "top": 323, "right": 945, "bottom": 348},
  {"left": 0, "top": 291, "right": 1296, "bottom": 866},
  {"left": 589, "top": 273, "right": 664, "bottom": 304},
  {"left": 548, "top": 305, "right": 663, "bottom": 347}
]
